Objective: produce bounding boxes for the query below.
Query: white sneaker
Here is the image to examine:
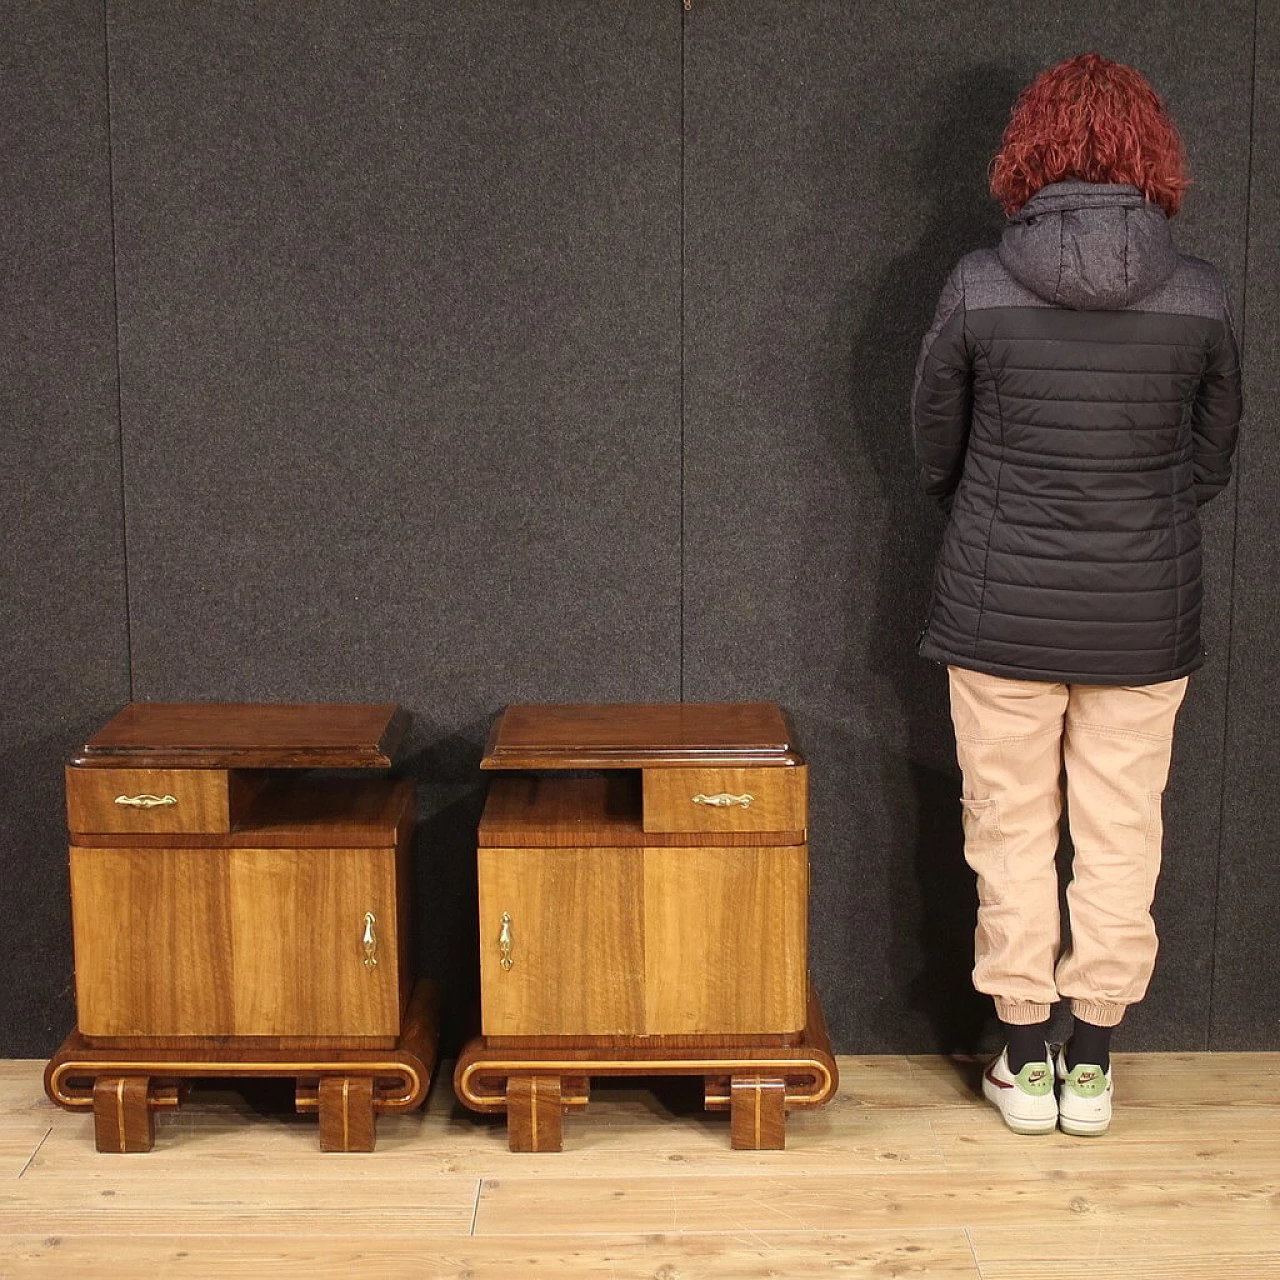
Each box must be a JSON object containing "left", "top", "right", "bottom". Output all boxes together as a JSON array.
[
  {"left": 982, "top": 1045, "right": 1057, "bottom": 1134},
  {"left": 1056, "top": 1047, "right": 1113, "bottom": 1137}
]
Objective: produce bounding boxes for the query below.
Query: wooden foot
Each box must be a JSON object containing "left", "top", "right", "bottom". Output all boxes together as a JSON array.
[
  {"left": 730, "top": 1075, "right": 786, "bottom": 1150},
  {"left": 560, "top": 1075, "right": 591, "bottom": 1108},
  {"left": 507, "top": 1075, "right": 563, "bottom": 1152},
  {"left": 318, "top": 1076, "right": 376, "bottom": 1152},
  {"left": 92, "top": 1076, "right": 155, "bottom": 1153}
]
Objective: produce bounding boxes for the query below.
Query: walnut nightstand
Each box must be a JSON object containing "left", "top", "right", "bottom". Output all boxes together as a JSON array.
[
  {"left": 45, "top": 702, "right": 438, "bottom": 1153},
  {"left": 453, "top": 702, "right": 837, "bottom": 1151}
]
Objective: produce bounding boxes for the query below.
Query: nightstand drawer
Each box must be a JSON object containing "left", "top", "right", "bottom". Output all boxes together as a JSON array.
[
  {"left": 642, "top": 766, "right": 806, "bottom": 835},
  {"left": 65, "top": 767, "right": 257, "bottom": 835}
]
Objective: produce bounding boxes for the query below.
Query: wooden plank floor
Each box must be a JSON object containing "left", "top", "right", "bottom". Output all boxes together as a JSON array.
[{"left": 2, "top": 1054, "right": 1278, "bottom": 1278}]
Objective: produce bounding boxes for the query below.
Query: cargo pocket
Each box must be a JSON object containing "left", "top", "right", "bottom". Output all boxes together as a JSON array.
[
  {"left": 960, "top": 797, "right": 1008, "bottom": 901},
  {"left": 1143, "top": 791, "right": 1165, "bottom": 896}
]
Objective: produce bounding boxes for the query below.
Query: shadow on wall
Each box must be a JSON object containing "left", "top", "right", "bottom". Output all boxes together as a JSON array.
[
  {"left": 2, "top": 732, "right": 79, "bottom": 1058},
  {"left": 836, "top": 64, "right": 1024, "bottom": 1053},
  {"left": 393, "top": 714, "right": 490, "bottom": 1056}
]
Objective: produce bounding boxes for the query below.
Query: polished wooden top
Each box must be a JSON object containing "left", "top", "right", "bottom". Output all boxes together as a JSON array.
[
  {"left": 73, "top": 703, "right": 409, "bottom": 769},
  {"left": 480, "top": 703, "right": 802, "bottom": 770}
]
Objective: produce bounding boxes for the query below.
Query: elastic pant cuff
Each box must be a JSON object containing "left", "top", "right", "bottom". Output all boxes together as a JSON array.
[
  {"left": 994, "top": 999, "right": 1053, "bottom": 1025},
  {"left": 1069, "top": 999, "right": 1127, "bottom": 1029}
]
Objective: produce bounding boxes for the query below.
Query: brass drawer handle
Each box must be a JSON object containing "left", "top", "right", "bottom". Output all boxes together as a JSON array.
[
  {"left": 691, "top": 792, "right": 754, "bottom": 809},
  {"left": 362, "top": 912, "right": 378, "bottom": 968},
  {"left": 499, "top": 912, "right": 514, "bottom": 971},
  {"left": 114, "top": 794, "right": 179, "bottom": 810}
]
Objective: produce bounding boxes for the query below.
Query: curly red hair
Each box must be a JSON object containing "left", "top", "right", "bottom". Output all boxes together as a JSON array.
[{"left": 990, "top": 53, "right": 1190, "bottom": 218}]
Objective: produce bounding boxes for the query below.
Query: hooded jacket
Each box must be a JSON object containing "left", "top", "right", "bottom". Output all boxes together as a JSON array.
[{"left": 911, "top": 181, "right": 1242, "bottom": 685}]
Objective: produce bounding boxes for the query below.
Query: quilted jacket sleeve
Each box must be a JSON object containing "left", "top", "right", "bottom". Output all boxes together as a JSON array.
[
  {"left": 1191, "top": 278, "right": 1243, "bottom": 507},
  {"left": 911, "top": 262, "right": 973, "bottom": 510}
]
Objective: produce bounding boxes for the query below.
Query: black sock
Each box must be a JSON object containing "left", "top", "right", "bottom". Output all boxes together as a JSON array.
[
  {"left": 1065, "top": 1018, "right": 1112, "bottom": 1073},
  {"left": 1002, "top": 1021, "right": 1051, "bottom": 1073}
]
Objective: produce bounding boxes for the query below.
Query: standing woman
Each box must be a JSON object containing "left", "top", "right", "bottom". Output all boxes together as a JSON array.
[{"left": 911, "top": 54, "right": 1242, "bottom": 1136}]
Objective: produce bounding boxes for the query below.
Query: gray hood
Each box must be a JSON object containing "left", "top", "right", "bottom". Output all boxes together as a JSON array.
[{"left": 997, "top": 181, "right": 1178, "bottom": 310}]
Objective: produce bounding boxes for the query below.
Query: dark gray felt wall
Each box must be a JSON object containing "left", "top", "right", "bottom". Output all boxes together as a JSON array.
[
  {"left": 2, "top": 4, "right": 127, "bottom": 1054},
  {"left": 1216, "top": 4, "right": 1280, "bottom": 1049},
  {"left": 1, "top": 0, "right": 1273, "bottom": 1056}
]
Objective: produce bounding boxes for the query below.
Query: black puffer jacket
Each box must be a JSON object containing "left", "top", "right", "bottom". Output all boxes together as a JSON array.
[{"left": 912, "top": 181, "right": 1242, "bottom": 685}]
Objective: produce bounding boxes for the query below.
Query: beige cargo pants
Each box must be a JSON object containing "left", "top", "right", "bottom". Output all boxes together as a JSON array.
[{"left": 947, "top": 666, "right": 1189, "bottom": 1027}]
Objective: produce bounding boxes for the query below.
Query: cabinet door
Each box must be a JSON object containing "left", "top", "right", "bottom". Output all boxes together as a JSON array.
[
  {"left": 643, "top": 845, "right": 808, "bottom": 1035},
  {"left": 71, "top": 845, "right": 401, "bottom": 1037},
  {"left": 70, "top": 845, "right": 235, "bottom": 1037},
  {"left": 227, "top": 847, "right": 401, "bottom": 1037},
  {"left": 478, "top": 847, "right": 645, "bottom": 1036}
]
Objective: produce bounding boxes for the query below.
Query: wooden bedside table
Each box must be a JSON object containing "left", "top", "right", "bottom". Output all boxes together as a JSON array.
[
  {"left": 44, "top": 702, "right": 439, "bottom": 1153},
  {"left": 453, "top": 703, "right": 837, "bottom": 1151}
]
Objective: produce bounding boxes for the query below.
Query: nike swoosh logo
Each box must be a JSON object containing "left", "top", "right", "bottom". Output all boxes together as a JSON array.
[{"left": 985, "top": 1066, "right": 1013, "bottom": 1090}]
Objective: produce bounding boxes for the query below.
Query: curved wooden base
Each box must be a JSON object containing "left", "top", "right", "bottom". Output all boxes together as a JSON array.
[
  {"left": 44, "top": 980, "right": 440, "bottom": 1153},
  {"left": 454, "top": 986, "right": 837, "bottom": 1151}
]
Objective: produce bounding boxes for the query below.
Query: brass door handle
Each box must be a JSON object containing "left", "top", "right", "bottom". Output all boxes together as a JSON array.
[
  {"left": 362, "top": 912, "right": 378, "bottom": 968},
  {"left": 114, "top": 794, "right": 178, "bottom": 810},
  {"left": 691, "top": 792, "right": 753, "bottom": 809},
  {"left": 499, "top": 912, "right": 513, "bottom": 971}
]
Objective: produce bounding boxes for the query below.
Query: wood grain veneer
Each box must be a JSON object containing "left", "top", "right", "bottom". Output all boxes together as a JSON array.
[
  {"left": 479, "top": 773, "right": 644, "bottom": 847},
  {"left": 478, "top": 847, "right": 646, "bottom": 1036},
  {"left": 643, "top": 844, "right": 808, "bottom": 1034},
  {"left": 478, "top": 843, "right": 807, "bottom": 1037},
  {"left": 70, "top": 844, "right": 236, "bottom": 1037},
  {"left": 227, "top": 845, "right": 403, "bottom": 1037},
  {"left": 71, "top": 844, "right": 404, "bottom": 1038}
]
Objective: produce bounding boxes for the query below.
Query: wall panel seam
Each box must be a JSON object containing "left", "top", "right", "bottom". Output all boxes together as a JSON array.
[
  {"left": 103, "top": 0, "right": 134, "bottom": 702},
  {"left": 679, "top": 3, "right": 687, "bottom": 703},
  {"left": 1208, "top": 0, "right": 1260, "bottom": 1049}
]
